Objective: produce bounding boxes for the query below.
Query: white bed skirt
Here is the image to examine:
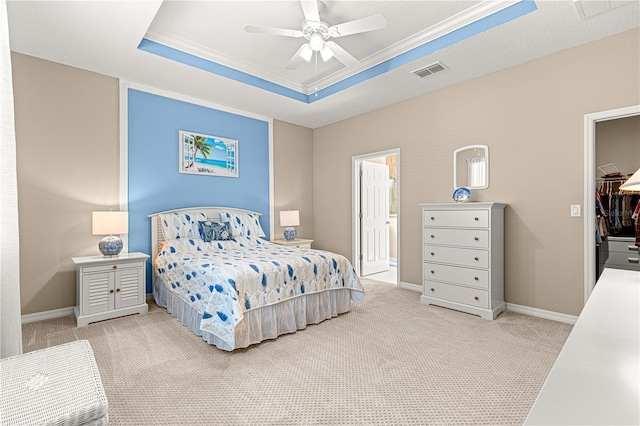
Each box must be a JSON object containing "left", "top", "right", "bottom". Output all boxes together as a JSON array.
[{"left": 154, "top": 282, "right": 355, "bottom": 351}]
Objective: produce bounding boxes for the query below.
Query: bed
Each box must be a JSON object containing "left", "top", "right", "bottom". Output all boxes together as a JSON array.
[{"left": 149, "top": 206, "right": 365, "bottom": 351}]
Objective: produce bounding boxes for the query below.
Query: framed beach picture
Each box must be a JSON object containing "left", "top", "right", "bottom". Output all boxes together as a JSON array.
[{"left": 179, "top": 130, "right": 238, "bottom": 177}]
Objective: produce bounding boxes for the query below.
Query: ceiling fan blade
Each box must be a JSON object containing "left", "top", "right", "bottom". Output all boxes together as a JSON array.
[
  {"left": 300, "top": 0, "right": 320, "bottom": 22},
  {"left": 329, "top": 14, "right": 387, "bottom": 37},
  {"left": 285, "top": 44, "right": 312, "bottom": 70},
  {"left": 325, "top": 41, "right": 360, "bottom": 69},
  {"left": 244, "top": 25, "right": 303, "bottom": 38}
]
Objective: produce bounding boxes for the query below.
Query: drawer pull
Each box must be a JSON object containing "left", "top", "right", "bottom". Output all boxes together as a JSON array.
[
  {"left": 430, "top": 270, "right": 435, "bottom": 274},
  {"left": 474, "top": 237, "right": 479, "bottom": 241},
  {"left": 474, "top": 217, "right": 479, "bottom": 221},
  {"left": 628, "top": 258, "right": 639, "bottom": 264},
  {"left": 109, "top": 289, "right": 114, "bottom": 294},
  {"left": 474, "top": 296, "right": 479, "bottom": 301},
  {"left": 629, "top": 246, "right": 640, "bottom": 252},
  {"left": 116, "top": 288, "right": 121, "bottom": 292},
  {"left": 430, "top": 234, "right": 435, "bottom": 239},
  {"left": 474, "top": 276, "right": 479, "bottom": 281},
  {"left": 113, "top": 265, "right": 117, "bottom": 269},
  {"left": 474, "top": 257, "right": 479, "bottom": 261},
  {"left": 430, "top": 216, "right": 435, "bottom": 221},
  {"left": 430, "top": 288, "right": 435, "bottom": 292},
  {"left": 430, "top": 252, "right": 435, "bottom": 256}
]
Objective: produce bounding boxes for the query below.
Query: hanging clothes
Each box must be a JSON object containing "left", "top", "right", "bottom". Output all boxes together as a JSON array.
[{"left": 633, "top": 199, "right": 640, "bottom": 246}]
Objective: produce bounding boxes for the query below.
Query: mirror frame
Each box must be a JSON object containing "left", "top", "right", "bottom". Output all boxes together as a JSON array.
[{"left": 453, "top": 145, "right": 489, "bottom": 190}]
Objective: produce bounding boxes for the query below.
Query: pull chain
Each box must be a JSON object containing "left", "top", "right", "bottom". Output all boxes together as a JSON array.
[{"left": 314, "top": 52, "right": 318, "bottom": 97}]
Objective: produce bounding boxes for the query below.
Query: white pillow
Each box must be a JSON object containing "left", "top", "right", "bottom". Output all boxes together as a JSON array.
[
  {"left": 160, "top": 212, "right": 207, "bottom": 240},
  {"left": 219, "top": 211, "right": 266, "bottom": 238}
]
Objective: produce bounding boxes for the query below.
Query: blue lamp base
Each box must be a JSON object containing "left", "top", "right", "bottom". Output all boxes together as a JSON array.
[
  {"left": 98, "top": 235, "right": 123, "bottom": 257},
  {"left": 283, "top": 227, "right": 296, "bottom": 241}
]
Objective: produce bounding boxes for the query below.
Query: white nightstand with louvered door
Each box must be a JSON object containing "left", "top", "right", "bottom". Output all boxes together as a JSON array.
[
  {"left": 419, "top": 202, "right": 506, "bottom": 320},
  {"left": 72, "top": 252, "right": 149, "bottom": 326}
]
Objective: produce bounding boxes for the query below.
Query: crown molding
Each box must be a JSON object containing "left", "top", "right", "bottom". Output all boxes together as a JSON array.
[{"left": 144, "top": 0, "right": 523, "bottom": 95}]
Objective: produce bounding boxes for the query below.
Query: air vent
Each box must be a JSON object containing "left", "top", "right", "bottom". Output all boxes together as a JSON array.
[
  {"left": 573, "top": 0, "right": 634, "bottom": 20},
  {"left": 412, "top": 62, "right": 447, "bottom": 78}
]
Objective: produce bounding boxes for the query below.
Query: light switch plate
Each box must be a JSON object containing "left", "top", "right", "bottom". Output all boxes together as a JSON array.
[{"left": 571, "top": 204, "right": 581, "bottom": 217}]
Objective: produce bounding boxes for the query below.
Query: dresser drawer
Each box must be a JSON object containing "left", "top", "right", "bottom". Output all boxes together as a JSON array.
[
  {"left": 601, "top": 251, "right": 640, "bottom": 270},
  {"left": 81, "top": 261, "right": 145, "bottom": 274},
  {"left": 603, "top": 239, "right": 639, "bottom": 254},
  {"left": 424, "top": 263, "right": 489, "bottom": 289},
  {"left": 424, "top": 210, "right": 488, "bottom": 228},
  {"left": 424, "top": 228, "right": 489, "bottom": 248},
  {"left": 424, "top": 281, "right": 489, "bottom": 309},
  {"left": 424, "top": 246, "right": 489, "bottom": 268}
]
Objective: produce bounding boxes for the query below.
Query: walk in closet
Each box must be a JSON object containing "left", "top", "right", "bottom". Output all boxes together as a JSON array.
[{"left": 595, "top": 115, "right": 640, "bottom": 279}]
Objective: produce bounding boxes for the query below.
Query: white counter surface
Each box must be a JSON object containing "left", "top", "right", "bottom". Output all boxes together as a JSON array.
[{"left": 525, "top": 268, "right": 640, "bottom": 425}]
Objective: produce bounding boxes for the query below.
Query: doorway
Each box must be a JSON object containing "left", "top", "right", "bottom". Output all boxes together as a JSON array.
[
  {"left": 583, "top": 105, "right": 640, "bottom": 302},
  {"left": 352, "top": 149, "right": 400, "bottom": 285}
]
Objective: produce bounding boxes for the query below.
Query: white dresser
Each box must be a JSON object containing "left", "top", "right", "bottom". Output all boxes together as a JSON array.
[
  {"left": 419, "top": 202, "right": 506, "bottom": 320},
  {"left": 599, "top": 236, "right": 640, "bottom": 272}
]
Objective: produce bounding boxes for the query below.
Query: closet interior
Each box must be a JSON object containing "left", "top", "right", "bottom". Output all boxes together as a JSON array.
[{"left": 595, "top": 115, "right": 640, "bottom": 280}]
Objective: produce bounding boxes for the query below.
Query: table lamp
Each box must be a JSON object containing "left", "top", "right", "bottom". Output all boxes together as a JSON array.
[
  {"left": 279, "top": 210, "right": 300, "bottom": 241},
  {"left": 92, "top": 211, "right": 128, "bottom": 256}
]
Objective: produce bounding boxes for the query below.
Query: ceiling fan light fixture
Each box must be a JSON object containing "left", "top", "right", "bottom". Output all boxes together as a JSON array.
[
  {"left": 320, "top": 44, "right": 333, "bottom": 61},
  {"left": 299, "top": 44, "right": 313, "bottom": 62},
  {"left": 309, "top": 32, "right": 324, "bottom": 51}
]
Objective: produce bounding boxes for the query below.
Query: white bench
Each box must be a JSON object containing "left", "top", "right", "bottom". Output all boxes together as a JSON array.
[{"left": 0, "top": 340, "right": 108, "bottom": 425}]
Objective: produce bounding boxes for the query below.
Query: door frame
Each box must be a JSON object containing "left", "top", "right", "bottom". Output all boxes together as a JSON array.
[
  {"left": 352, "top": 148, "right": 400, "bottom": 285},
  {"left": 583, "top": 104, "right": 640, "bottom": 303}
]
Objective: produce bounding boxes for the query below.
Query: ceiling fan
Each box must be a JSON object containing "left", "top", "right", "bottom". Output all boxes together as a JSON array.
[{"left": 244, "top": 0, "right": 387, "bottom": 70}]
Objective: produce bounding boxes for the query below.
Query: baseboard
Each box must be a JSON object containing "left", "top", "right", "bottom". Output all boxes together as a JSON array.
[
  {"left": 399, "top": 281, "right": 422, "bottom": 292},
  {"left": 506, "top": 302, "right": 578, "bottom": 324},
  {"left": 397, "top": 282, "right": 577, "bottom": 324},
  {"left": 21, "top": 306, "right": 75, "bottom": 324},
  {"left": 21, "top": 292, "right": 576, "bottom": 326}
]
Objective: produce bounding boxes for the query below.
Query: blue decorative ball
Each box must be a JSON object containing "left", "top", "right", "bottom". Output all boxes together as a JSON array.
[
  {"left": 283, "top": 227, "right": 296, "bottom": 241},
  {"left": 99, "top": 236, "right": 123, "bottom": 256}
]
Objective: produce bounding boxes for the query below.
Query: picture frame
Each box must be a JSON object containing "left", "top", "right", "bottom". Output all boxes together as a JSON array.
[{"left": 179, "top": 130, "right": 238, "bottom": 177}]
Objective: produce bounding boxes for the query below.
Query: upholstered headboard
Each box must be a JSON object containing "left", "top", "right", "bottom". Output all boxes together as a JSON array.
[{"left": 147, "top": 206, "right": 261, "bottom": 287}]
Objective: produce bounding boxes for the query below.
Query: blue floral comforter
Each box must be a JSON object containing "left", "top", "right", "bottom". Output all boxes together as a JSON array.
[{"left": 155, "top": 236, "right": 365, "bottom": 349}]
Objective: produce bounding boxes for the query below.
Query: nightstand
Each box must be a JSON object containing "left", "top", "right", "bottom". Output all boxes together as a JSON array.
[
  {"left": 271, "top": 238, "right": 314, "bottom": 249},
  {"left": 72, "top": 252, "right": 149, "bottom": 326}
]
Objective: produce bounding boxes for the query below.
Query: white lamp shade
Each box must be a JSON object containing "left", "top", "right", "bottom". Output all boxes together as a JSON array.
[
  {"left": 92, "top": 211, "right": 128, "bottom": 235},
  {"left": 620, "top": 168, "right": 640, "bottom": 191},
  {"left": 280, "top": 210, "right": 300, "bottom": 227}
]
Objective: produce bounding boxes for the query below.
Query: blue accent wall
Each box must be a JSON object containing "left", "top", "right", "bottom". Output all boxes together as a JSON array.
[{"left": 127, "top": 89, "right": 270, "bottom": 292}]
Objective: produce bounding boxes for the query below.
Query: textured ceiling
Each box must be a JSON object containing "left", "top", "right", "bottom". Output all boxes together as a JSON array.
[{"left": 7, "top": 0, "right": 640, "bottom": 128}]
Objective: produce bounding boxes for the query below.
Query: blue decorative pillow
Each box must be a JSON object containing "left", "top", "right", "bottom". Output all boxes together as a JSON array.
[{"left": 198, "top": 221, "right": 232, "bottom": 242}]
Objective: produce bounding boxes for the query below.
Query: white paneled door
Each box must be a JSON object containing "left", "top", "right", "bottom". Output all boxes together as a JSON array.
[{"left": 361, "top": 161, "right": 390, "bottom": 276}]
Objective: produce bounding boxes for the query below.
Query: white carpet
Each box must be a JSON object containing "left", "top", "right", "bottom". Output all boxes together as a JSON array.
[{"left": 22, "top": 279, "right": 572, "bottom": 425}]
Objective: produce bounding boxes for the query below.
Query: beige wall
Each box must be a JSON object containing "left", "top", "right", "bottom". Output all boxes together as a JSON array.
[
  {"left": 313, "top": 28, "right": 640, "bottom": 316},
  {"left": 12, "top": 55, "right": 313, "bottom": 315},
  {"left": 12, "top": 52, "right": 120, "bottom": 315},
  {"left": 273, "top": 120, "right": 313, "bottom": 240},
  {"left": 595, "top": 115, "right": 640, "bottom": 177},
  {"left": 12, "top": 29, "right": 640, "bottom": 318}
]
